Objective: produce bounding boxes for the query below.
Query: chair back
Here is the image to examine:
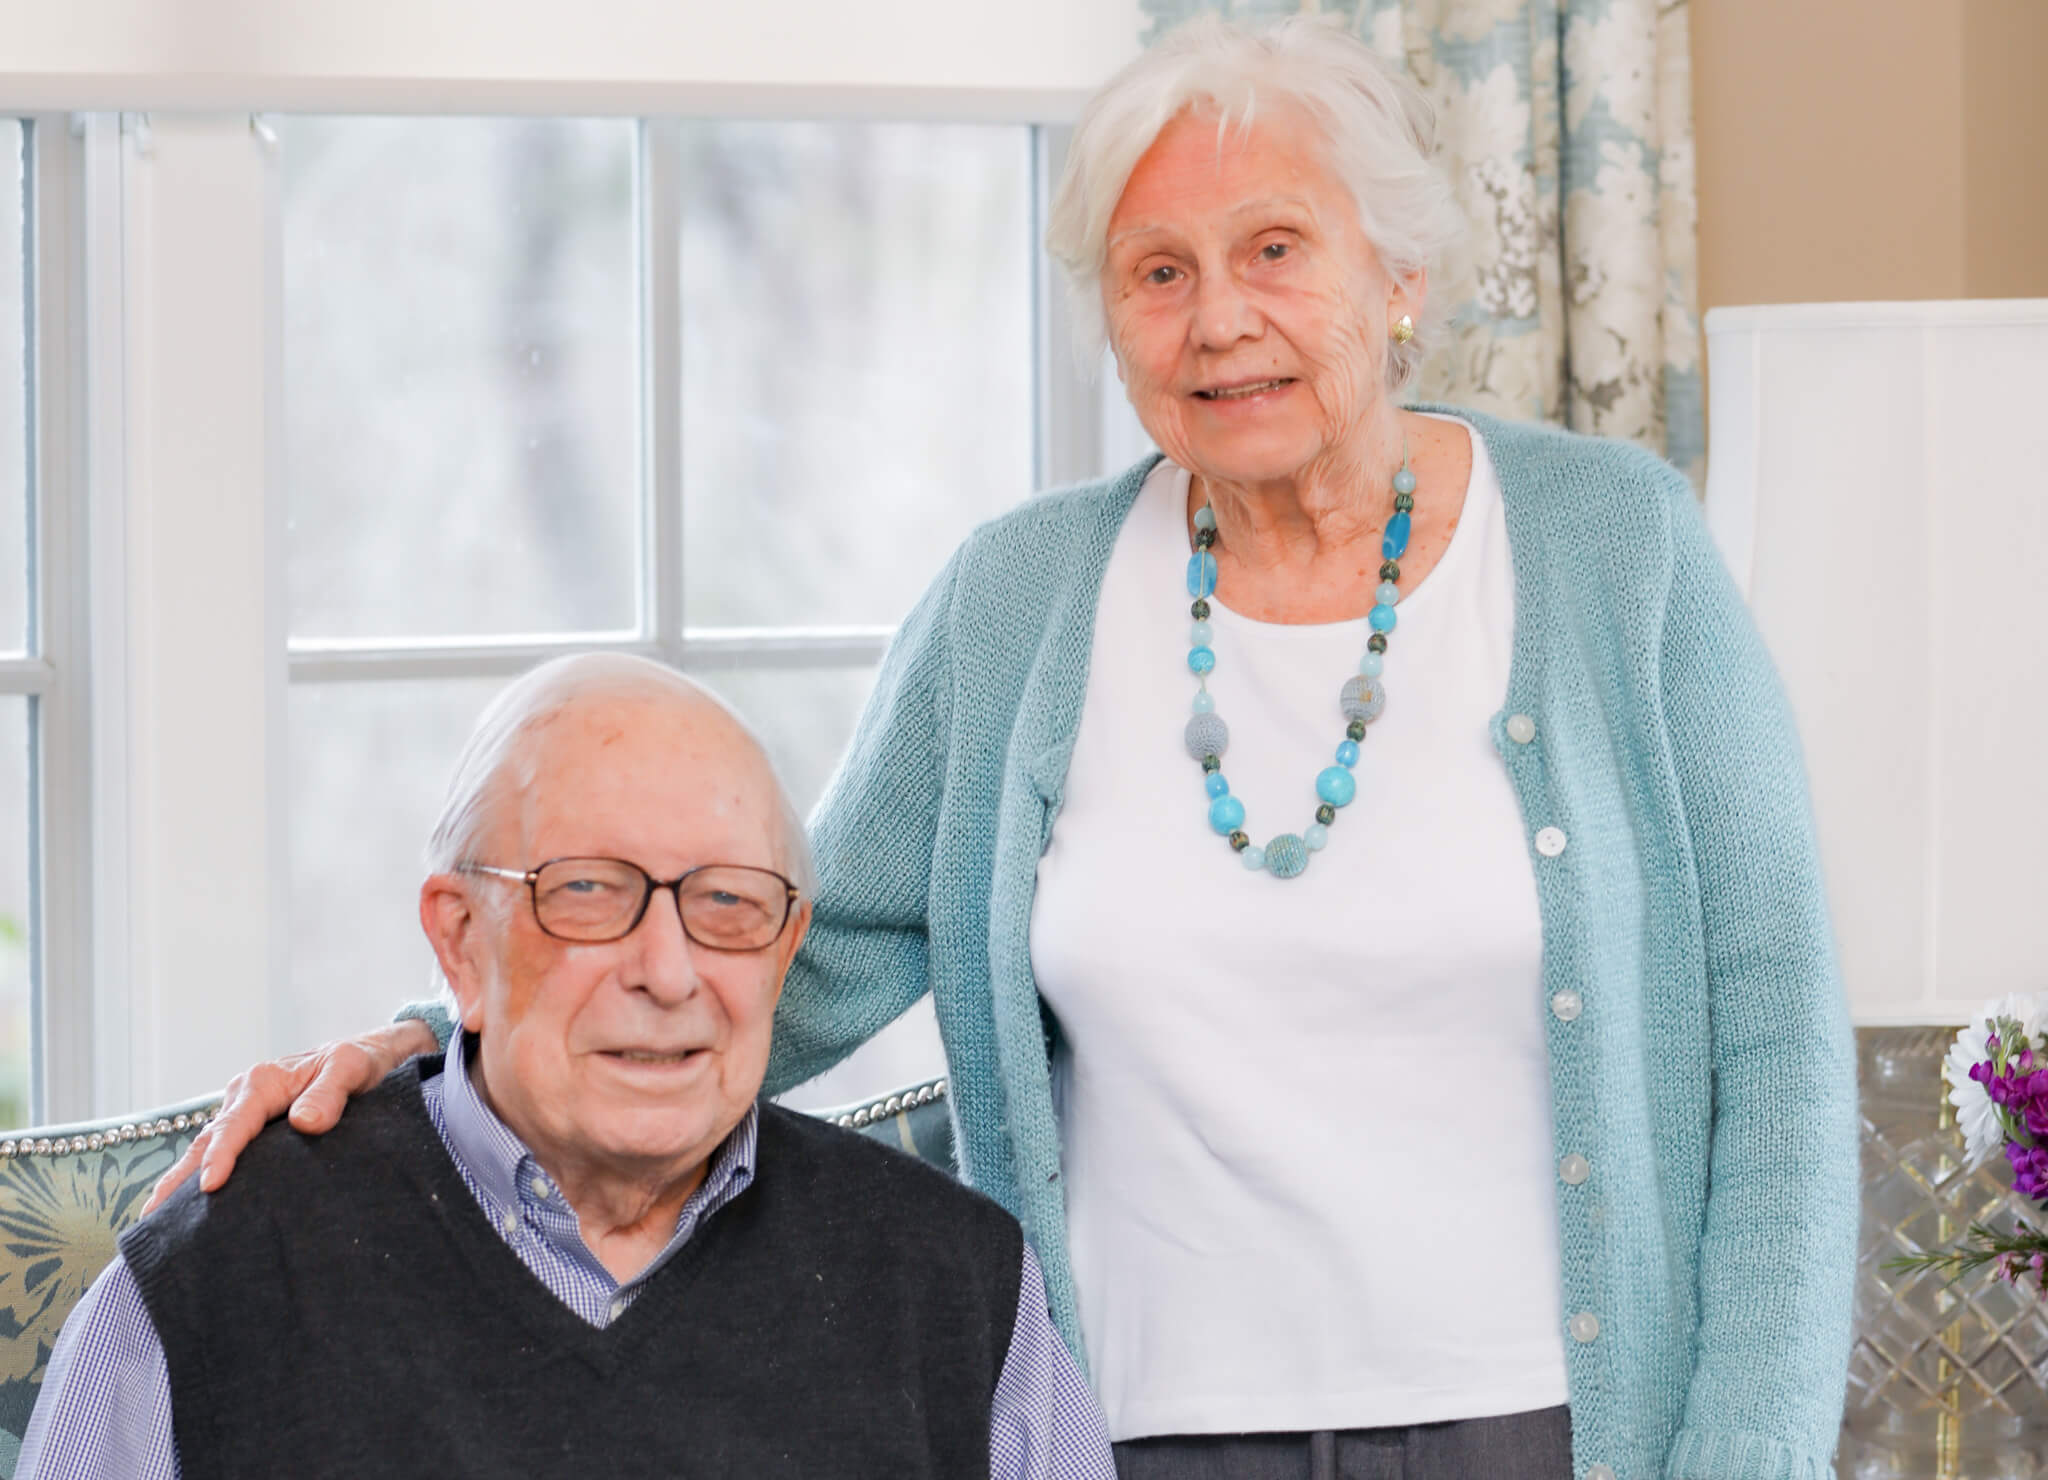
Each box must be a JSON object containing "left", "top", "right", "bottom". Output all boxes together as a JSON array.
[{"left": 0, "top": 1078, "right": 951, "bottom": 1476}]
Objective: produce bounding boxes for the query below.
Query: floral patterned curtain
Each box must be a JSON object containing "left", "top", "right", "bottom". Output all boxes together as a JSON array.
[{"left": 1138, "top": 0, "right": 1704, "bottom": 481}]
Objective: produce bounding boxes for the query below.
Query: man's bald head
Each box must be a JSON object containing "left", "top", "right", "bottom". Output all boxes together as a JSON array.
[{"left": 423, "top": 654, "right": 815, "bottom": 896}]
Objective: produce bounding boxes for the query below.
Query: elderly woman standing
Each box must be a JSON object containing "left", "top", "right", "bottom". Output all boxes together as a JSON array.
[{"left": 164, "top": 18, "right": 1856, "bottom": 1479}]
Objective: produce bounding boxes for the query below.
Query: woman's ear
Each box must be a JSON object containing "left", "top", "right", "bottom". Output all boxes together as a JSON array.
[
  {"left": 1389, "top": 267, "right": 1429, "bottom": 326},
  {"left": 420, "top": 875, "right": 490, "bottom": 1032}
]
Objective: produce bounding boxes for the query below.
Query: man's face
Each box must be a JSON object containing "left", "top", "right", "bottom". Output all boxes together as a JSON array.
[{"left": 429, "top": 692, "right": 806, "bottom": 1186}]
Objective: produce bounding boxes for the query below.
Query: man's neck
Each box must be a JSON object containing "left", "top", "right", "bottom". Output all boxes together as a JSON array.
[{"left": 466, "top": 1042, "right": 716, "bottom": 1285}]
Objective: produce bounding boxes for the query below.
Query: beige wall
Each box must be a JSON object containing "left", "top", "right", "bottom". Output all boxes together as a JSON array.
[{"left": 1691, "top": 0, "right": 2048, "bottom": 312}]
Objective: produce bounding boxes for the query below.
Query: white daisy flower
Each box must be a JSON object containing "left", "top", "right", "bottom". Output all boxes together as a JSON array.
[{"left": 1948, "top": 995, "right": 2048, "bottom": 1166}]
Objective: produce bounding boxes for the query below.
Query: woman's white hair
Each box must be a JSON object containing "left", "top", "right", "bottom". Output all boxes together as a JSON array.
[
  {"left": 423, "top": 652, "right": 817, "bottom": 899},
  {"left": 1045, "top": 13, "right": 1464, "bottom": 392}
]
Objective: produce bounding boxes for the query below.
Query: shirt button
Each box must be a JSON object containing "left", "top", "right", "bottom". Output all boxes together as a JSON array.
[
  {"left": 1550, "top": 989, "right": 1583, "bottom": 1021},
  {"left": 530, "top": 1175, "right": 552, "bottom": 1199},
  {"left": 499, "top": 1210, "right": 519, "bottom": 1238},
  {"left": 1587, "top": 1467, "right": 1616, "bottom": 1480},
  {"left": 1506, "top": 713, "right": 1537, "bottom": 744},
  {"left": 1535, "top": 826, "right": 1567, "bottom": 857},
  {"left": 608, "top": 1296, "right": 626, "bottom": 1322},
  {"left": 1570, "top": 1311, "right": 1601, "bottom": 1343},
  {"left": 1558, "top": 1153, "right": 1591, "bottom": 1186}
]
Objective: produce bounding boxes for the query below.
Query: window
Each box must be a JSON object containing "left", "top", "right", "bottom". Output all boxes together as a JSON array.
[
  {"left": 0, "top": 121, "right": 36, "bottom": 1128},
  {"left": 282, "top": 117, "right": 1038, "bottom": 1103}
]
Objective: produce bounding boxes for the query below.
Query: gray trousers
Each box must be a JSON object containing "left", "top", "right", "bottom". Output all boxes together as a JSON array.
[{"left": 1111, "top": 1405, "right": 1574, "bottom": 1480}]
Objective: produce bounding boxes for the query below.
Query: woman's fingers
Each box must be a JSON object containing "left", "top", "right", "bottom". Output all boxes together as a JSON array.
[
  {"left": 288, "top": 1040, "right": 386, "bottom": 1133},
  {"left": 137, "top": 1022, "right": 438, "bottom": 1215},
  {"left": 198, "top": 1055, "right": 324, "bottom": 1191}
]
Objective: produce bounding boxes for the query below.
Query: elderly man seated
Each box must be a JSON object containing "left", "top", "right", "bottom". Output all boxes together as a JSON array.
[{"left": 20, "top": 654, "right": 1113, "bottom": 1479}]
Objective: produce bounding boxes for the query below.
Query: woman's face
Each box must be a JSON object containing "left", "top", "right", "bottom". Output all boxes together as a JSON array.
[{"left": 1102, "top": 105, "right": 1407, "bottom": 488}]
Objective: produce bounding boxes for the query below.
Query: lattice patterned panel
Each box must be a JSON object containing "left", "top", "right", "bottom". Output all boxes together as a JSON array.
[{"left": 1843, "top": 1027, "right": 2048, "bottom": 1479}]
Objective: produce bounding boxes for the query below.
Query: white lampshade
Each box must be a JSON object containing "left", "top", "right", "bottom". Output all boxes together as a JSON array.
[{"left": 1702, "top": 300, "right": 2048, "bottom": 1025}]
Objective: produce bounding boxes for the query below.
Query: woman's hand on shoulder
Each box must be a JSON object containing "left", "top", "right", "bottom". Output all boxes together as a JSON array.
[{"left": 143, "top": 1019, "right": 441, "bottom": 1214}]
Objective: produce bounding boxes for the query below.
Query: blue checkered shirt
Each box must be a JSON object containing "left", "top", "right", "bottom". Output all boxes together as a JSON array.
[{"left": 18, "top": 1039, "right": 1114, "bottom": 1479}]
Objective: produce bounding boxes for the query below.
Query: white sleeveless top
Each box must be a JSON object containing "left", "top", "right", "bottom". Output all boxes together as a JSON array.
[{"left": 1030, "top": 420, "right": 1568, "bottom": 1440}]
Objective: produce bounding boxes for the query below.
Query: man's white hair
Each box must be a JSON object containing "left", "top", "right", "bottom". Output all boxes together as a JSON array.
[
  {"left": 1045, "top": 14, "right": 1465, "bottom": 393},
  {"left": 423, "top": 652, "right": 817, "bottom": 898}
]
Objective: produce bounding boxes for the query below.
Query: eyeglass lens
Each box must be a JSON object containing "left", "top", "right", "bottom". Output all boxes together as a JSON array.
[{"left": 530, "top": 858, "right": 789, "bottom": 948}]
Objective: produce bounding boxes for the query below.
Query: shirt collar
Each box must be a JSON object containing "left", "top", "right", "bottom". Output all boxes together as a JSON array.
[{"left": 438, "top": 1031, "right": 760, "bottom": 1252}]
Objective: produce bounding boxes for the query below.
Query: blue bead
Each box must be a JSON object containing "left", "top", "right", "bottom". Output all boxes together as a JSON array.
[
  {"left": 1191, "top": 690, "right": 1216, "bottom": 715},
  {"left": 1188, "top": 646, "right": 1216, "bottom": 674},
  {"left": 1336, "top": 740, "right": 1360, "bottom": 767},
  {"left": 1264, "top": 833, "right": 1310, "bottom": 878},
  {"left": 1189, "top": 620, "right": 1214, "bottom": 647},
  {"left": 1393, "top": 466, "right": 1417, "bottom": 495},
  {"left": 1208, "top": 795, "right": 1246, "bottom": 834},
  {"left": 1375, "top": 581, "right": 1401, "bottom": 607},
  {"left": 1368, "top": 604, "right": 1398, "bottom": 633},
  {"left": 1204, "top": 773, "right": 1230, "bottom": 799},
  {"left": 1304, "top": 822, "right": 1330, "bottom": 851},
  {"left": 1185, "top": 712, "right": 1230, "bottom": 760},
  {"left": 1187, "top": 551, "right": 1219, "bottom": 598},
  {"left": 1193, "top": 506, "right": 1217, "bottom": 531},
  {"left": 1359, "top": 652, "right": 1384, "bottom": 678},
  {"left": 1382, "top": 511, "right": 1411, "bottom": 560},
  {"left": 1241, "top": 846, "right": 1266, "bottom": 871},
  {"left": 1316, "top": 766, "right": 1357, "bottom": 807}
]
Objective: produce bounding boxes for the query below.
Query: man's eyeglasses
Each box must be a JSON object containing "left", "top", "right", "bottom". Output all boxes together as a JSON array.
[{"left": 463, "top": 858, "right": 799, "bottom": 952}]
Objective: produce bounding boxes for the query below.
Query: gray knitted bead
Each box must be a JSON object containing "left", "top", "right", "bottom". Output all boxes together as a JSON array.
[
  {"left": 1264, "top": 833, "right": 1310, "bottom": 878},
  {"left": 1340, "top": 675, "right": 1387, "bottom": 725},
  {"left": 1184, "top": 713, "right": 1230, "bottom": 761}
]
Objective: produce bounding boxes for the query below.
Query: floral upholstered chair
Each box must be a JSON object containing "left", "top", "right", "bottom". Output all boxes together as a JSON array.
[{"left": 0, "top": 1078, "right": 952, "bottom": 1477}]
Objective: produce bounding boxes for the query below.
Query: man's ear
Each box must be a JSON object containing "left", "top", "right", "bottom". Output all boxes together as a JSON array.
[{"left": 421, "top": 875, "right": 491, "bottom": 1032}]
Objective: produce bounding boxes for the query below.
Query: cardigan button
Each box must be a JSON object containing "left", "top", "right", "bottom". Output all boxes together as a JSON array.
[
  {"left": 1569, "top": 1311, "right": 1601, "bottom": 1343},
  {"left": 1558, "top": 1153, "right": 1591, "bottom": 1185},
  {"left": 1506, "top": 713, "right": 1536, "bottom": 744},
  {"left": 1534, "top": 826, "right": 1567, "bottom": 858},
  {"left": 1586, "top": 1467, "right": 1616, "bottom": 1480},
  {"left": 1550, "top": 989, "right": 1583, "bottom": 1021}
]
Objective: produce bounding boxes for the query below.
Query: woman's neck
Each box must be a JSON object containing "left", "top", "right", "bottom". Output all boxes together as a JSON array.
[{"left": 1187, "top": 408, "right": 1471, "bottom": 626}]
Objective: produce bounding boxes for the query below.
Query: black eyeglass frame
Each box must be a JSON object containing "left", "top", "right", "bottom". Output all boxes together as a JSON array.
[{"left": 462, "top": 857, "right": 801, "bottom": 952}]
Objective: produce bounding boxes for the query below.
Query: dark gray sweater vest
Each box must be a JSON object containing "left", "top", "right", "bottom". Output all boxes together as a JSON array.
[{"left": 121, "top": 1059, "right": 1022, "bottom": 1480}]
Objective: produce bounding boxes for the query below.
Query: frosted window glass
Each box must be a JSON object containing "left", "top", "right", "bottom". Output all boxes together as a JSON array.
[
  {"left": 282, "top": 119, "right": 641, "bottom": 643},
  {"left": 0, "top": 121, "right": 27, "bottom": 658},
  {"left": 679, "top": 121, "right": 1035, "bottom": 630},
  {"left": 0, "top": 698, "right": 31, "bottom": 1129}
]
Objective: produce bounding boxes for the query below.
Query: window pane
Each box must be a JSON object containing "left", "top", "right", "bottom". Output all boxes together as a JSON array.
[
  {"left": 679, "top": 122, "right": 1034, "bottom": 630},
  {"left": 286, "top": 679, "right": 502, "bottom": 1052},
  {"left": 700, "top": 663, "right": 948, "bottom": 1109},
  {"left": 698, "top": 663, "right": 878, "bottom": 818},
  {"left": 0, "top": 120, "right": 27, "bottom": 657},
  {"left": 0, "top": 698, "right": 30, "bottom": 1129},
  {"left": 282, "top": 119, "right": 641, "bottom": 645}
]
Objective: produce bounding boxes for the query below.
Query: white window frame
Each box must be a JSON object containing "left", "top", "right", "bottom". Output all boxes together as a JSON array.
[
  {"left": 285, "top": 117, "right": 1092, "bottom": 689},
  {"left": 29, "top": 103, "right": 1138, "bottom": 1120},
  {"left": 0, "top": 116, "right": 97, "bottom": 1123}
]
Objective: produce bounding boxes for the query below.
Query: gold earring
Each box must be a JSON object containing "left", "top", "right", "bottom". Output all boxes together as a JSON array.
[{"left": 1391, "top": 314, "right": 1415, "bottom": 345}]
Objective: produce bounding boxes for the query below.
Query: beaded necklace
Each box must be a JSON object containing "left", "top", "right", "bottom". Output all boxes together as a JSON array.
[{"left": 1182, "top": 455, "right": 1416, "bottom": 879}]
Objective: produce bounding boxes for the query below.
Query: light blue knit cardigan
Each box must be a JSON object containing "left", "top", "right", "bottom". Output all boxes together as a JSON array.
[{"left": 756, "top": 409, "right": 1858, "bottom": 1480}]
